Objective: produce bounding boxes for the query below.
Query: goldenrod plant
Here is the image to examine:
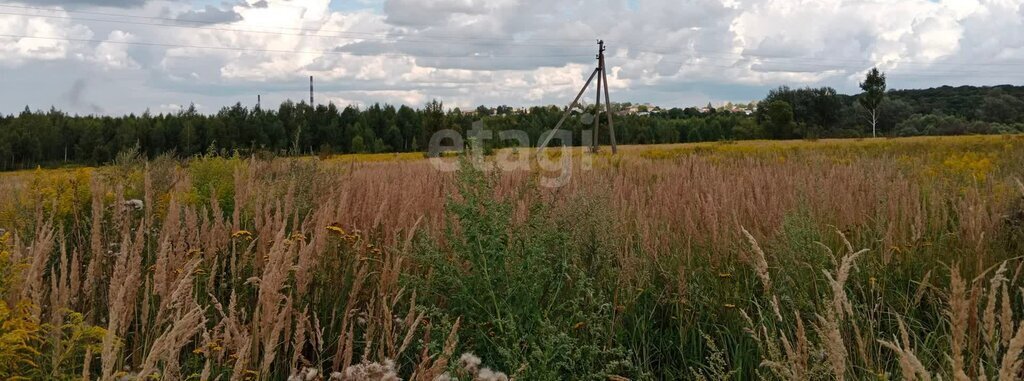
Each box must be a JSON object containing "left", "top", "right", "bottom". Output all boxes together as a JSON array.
[{"left": 0, "top": 135, "right": 1021, "bottom": 378}]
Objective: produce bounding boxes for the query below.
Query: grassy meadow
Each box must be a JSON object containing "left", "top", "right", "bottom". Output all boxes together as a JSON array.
[{"left": 1, "top": 135, "right": 1024, "bottom": 380}]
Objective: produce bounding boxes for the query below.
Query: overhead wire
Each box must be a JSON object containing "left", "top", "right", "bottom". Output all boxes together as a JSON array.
[
  {"left": 0, "top": 34, "right": 593, "bottom": 59},
  {"left": 0, "top": 3, "right": 1019, "bottom": 79},
  {"left": 614, "top": 42, "right": 1024, "bottom": 68},
  {"left": 0, "top": 4, "right": 594, "bottom": 46},
  {"left": 651, "top": 58, "right": 1021, "bottom": 77}
]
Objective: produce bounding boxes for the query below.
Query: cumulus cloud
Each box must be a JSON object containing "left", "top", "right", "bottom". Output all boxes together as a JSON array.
[
  {"left": 89, "top": 30, "right": 141, "bottom": 70},
  {"left": 174, "top": 5, "right": 244, "bottom": 25},
  {"left": 1, "top": 0, "right": 1023, "bottom": 115},
  {"left": 0, "top": 9, "right": 92, "bottom": 66},
  {"left": 383, "top": 0, "right": 491, "bottom": 27}
]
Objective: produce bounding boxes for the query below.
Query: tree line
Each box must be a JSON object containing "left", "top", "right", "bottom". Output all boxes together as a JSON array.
[
  {"left": 0, "top": 100, "right": 760, "bottom": 170},
  {"left": 2, "top": 73, "right": 1023, "bottom": 170},
  {"left": 756, "top": 83, "right": 1024, "bottom": 140}
]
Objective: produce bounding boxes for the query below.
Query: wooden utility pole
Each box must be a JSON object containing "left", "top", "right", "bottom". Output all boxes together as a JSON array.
[
  {"left": 591, "top": 43, "right": 602, "bottom": 153},
  {"left": 538, "top": 40, "right": 617, "bottom": 154},
  {"left": 599, "top": 41, "right": 616, "bottom": 152},
  {"left": 309, "top": 76, "right": 314, "bottom": 105}
]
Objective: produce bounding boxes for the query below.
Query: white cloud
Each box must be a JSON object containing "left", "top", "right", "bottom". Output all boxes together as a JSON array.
[
  {"left": 0, "top": 9, "right": 92, "bottom": 66},
  {"left": 90, "top": 30, "right": 141, "bottom": 70},
  {"left": 1, "top": 0, "right": 1023, "bottom": 114}
]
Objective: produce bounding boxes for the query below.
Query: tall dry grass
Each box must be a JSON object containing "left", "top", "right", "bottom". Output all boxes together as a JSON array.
[{"left": 0, "top": 135, "right": 1021, "bottom": 378}]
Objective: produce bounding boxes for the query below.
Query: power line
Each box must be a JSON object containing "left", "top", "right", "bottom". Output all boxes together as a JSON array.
[
  {"left": 616, "top": 43, "right": 1024, "bottom": 68},
  {"left": 0, "top": 4, "right": 593, "bottom": 46},
  {"left": 2, "top": 33, "right": 1014, "bottom": 79},
  {"left": 4, "top": 4, "right": 1019, "bottom": 70},
  {"left": 4, "top": 32, "right": 1012, "bottom": 79},
  {"left": 0, "top": 33, "right": 593, "bottom": 59},
  {"left": 647, "top": 57, "right": 1021, "bottom": 79},
  {"left": 0, "top": 9, "right": 593, "bottom": 49}
]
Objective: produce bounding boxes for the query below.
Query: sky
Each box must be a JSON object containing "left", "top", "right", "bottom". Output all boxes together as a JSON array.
[{"left": 0, "top": 0, "right": 1022, "bottom": 115}]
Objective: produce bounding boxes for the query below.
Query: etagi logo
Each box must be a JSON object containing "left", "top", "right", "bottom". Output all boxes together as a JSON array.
[{"left": 426, "top": 119, "right": 600, "bottom": 188}]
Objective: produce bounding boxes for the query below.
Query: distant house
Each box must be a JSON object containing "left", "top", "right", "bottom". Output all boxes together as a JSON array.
[
  {"left": 620, "top": 103, "right": 658, "bottom": 116},
  {"left": 695, "top": 102, "right": 756, "bottom": 115}
]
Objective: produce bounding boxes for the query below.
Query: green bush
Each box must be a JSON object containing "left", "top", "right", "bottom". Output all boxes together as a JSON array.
[{"left": 410, "top": 160, "right": 637, "bottom": 379}]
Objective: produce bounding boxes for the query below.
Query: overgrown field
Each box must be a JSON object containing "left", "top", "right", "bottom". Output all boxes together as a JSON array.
[{"left": 1, "top": 135, "right": 1024, "bottom": 380}]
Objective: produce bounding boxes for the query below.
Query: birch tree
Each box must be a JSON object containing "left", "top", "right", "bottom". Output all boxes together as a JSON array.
[{"left": 859, "top": 68, "right": 887, "bottom": 137}]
